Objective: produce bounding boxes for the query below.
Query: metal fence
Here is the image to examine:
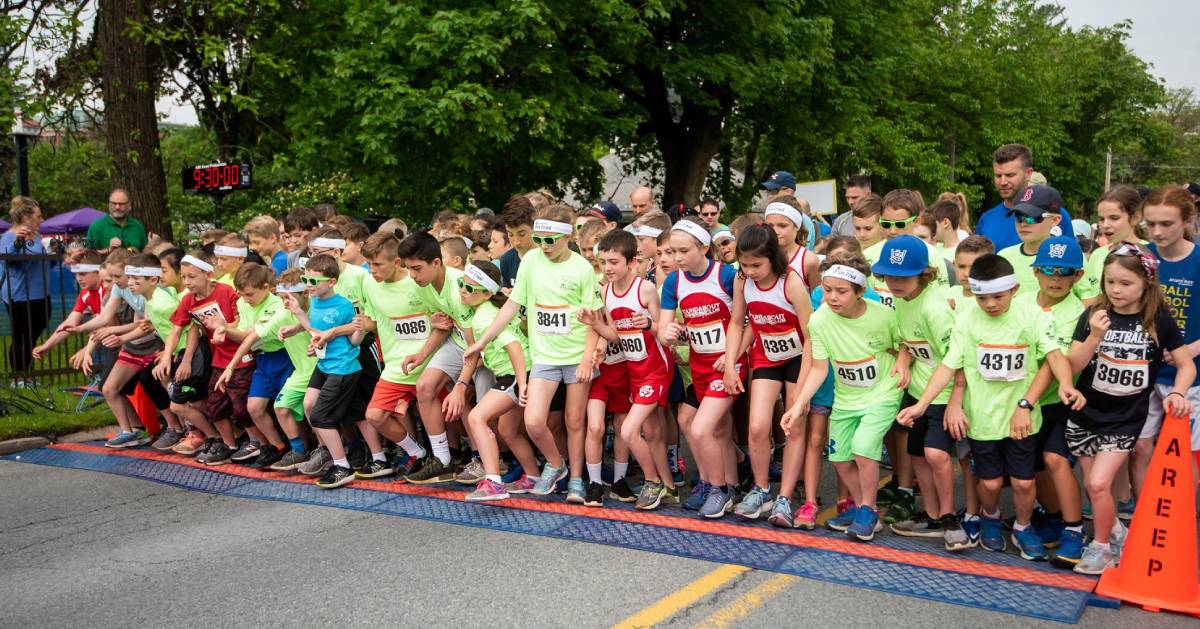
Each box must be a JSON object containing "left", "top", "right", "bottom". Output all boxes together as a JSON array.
[{"left": 1, "top": 252, "right": 88, "bottom": 389}]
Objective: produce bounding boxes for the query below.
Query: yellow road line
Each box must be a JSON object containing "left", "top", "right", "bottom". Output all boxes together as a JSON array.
[
  {"left": 611, "top": 564, "right": 750, "bottom": 629},
  {"left": 815, "top": 474, "right": 893, "bottom": 525},
  {"left": 692, "top": 573, "right": 798, "bottom": 628}
]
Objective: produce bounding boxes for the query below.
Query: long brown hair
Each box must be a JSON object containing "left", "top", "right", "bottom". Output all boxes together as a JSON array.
[{"left": 1093, "top": 245, "right": 1167, "bottom": 342}]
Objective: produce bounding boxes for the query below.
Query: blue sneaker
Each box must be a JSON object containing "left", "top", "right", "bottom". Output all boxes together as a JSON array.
[
  {"left": 1116, "top": 498, "right": 1135, "bottom": 521},
  {"left": 1012, "top": 527, "right": 1047, "bottom": 561},
  {"left": 531, "top": 463, "right": 567, "bottom": 496},
  {"left": 980, "top": 516, "right": 1006, "bottom": 552},
  {"left": 683, "top": 480, "right": 713, "bottom": 511},
  {"left": 105, "top": 431, "right": 140, "bottom": 448},
  {"left": 501, "top": 460, "right": 524, "bottom": 484},
  {"left": 1051, "top": 529, "right": 1085, "bottom": 569},
  {"left": 699, "top": 486, "right": 733, "bottom": 519},
  {"left": 565, "top": 477, "right": 586, "bottom": 504},
  {"left": 962, "top": 516, "right": 981, "bottom": 548},
  {"left": 826, "top": 505, "right": 859, "bottom": 532},
  {"left": 735, "top": 486, "right": 772, "bottom": 520},
  {"left": 1034, "top": 512, "right": 1064, "bottom": 548},
  {"left": 847, "top": 505, "right": 881, "bottom": 541}
]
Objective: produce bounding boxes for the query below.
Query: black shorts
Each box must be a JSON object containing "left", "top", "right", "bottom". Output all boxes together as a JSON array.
[
  {"left": 683, "top": 384, "right": 699, "bottom": 409},
  {"left": 750, "top": 356, "right": 803, "bottom": 383},
  {"left": 908, "top": 404, "right": 954, "bottom": 456},
  {"left": 122, "top": 365, "right": 171, "bottom": 410},
  {"left": 549, "top": 381, "right": 567, "bottom": 413},
  {"left": 969, "top": 436, "right": 1037, "bottom": 480},
  {"left": 668, "top": 365, "right": 685, "bottom": 404},
  {"left": 308, "top": 370, "right": 362, "bottom": 429},
  {"left": 1035, "top": 402, "right": 1071, "bottom": 470},
  {"left": 492, "top": 374, "right": 516, "bottom": 391},
  {"left": 167, "top": 340, "right": 211, "bottom": 404},
  {"left": 351, "top": 339, "right": 380, "bottom": 421},
  {"left": 207, "top": 366, "right": 252, "bottom": 426}
]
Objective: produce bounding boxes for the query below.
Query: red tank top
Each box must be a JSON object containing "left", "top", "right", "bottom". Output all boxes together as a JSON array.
[
  {"left": 787, "top": 246, "right": 811, "bottom": 289},
  {"left": 604, "top": 277, "right": 670, "bottom": 379},
  {"left": 745, "top": 269, "right": 804, "bottom": 368},
  {"left": 675, "top": 262, "right": 733, "bottom": 356}
]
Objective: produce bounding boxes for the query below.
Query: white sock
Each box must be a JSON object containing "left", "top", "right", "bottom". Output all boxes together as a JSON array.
[
  {"left": 587, "top": 463, "right": 604, "bottom": 484},
  {"left": 614, "top": 460, "right": 629, "bottom": 481},
  {"left": 963, "top": 512, "right": 979, "bottom": 522},
  {"left": 984, "top": 509, "right": 1001, "bottom": 519},
  {"left": 898, "top": 487, "right": 913, "bottom": 496},
  {"left": 398, "top": 435, "right": 426, "bottom": 459},
  {"left": 485, "top": 474, "right": 502, "bottom": 484},
  {"left": 429, "top": 432, "right": 451, "bottom": 465},
  {"left": 333, "top": 457, "right": 349, "bottom": 468},
  {"left": 372, "top": 451, "right": 386, "bottom": 462},
  {"left": 1013, "top": 521, "right": 1029, "bottom": 532}
]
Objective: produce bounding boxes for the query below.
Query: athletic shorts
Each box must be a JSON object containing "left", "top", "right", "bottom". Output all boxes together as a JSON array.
[
  {"left": 308, "top": 369, "right": 362, "bottom": 429},
  {"left": 1035, "top": 402, "right": 1071, "bottom": 470},
  {"left": 274, "top": 387, "right": 306, "bottom": 420},
  {"left": 472, "top": 366, "right": 496, "bottom": 395},
  {"left": 427, "top": 339, "right": 464, "bottom": 379},
  {"left": 492, "top": 373, "right": 522, "bottom": 405},
  {"left": 631, "top": 379, "right": 670, "bottom": 407},
  {"left": 1141, "top": 384, "right": 1200, "bottom": 450},
  {"left": 690, "top": 357, "right": 744, "bottom": 401},
  {"left": 668, "top": 364, "right": 686, "bottom": 404},
  {"left": 116, "top": 349, "right": 158, "bottom": 370},
  {"left": 368, "top": 379, "right": 418, "bottom": 416},
  {"left": 133, "top": 366, "right": 172, "bottom": 410},
  {"left": 249, "top": 348, "right": 294, "bottom": 399},
  {"left": 969, "top": 436, "right": 1036, "bottom": 480},
  {"left": 532, "top": 363, "right": 597, "bottom": 385},
  {"left": 827, "top": 399, "right": 901, "bottom": 463},
  {"left": 811, "top": 371, "right": 835, "bottom": 410},
  {"left": 207, "top": 366, "right": 252, "bottom": 426},
  {"left": 589, "top": 367, "right": 632, "bottom": 414},
  {"left": 168, "top": 341, "right": 211, "bottom": 405},
  {"left": 751, "top": 355, "right": 802, "bottom": 383},
  {"left": 1066, "top": 420, "right": 1136, "bottom": 457}
]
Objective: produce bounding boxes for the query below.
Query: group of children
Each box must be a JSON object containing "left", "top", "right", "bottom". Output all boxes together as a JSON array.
[{"left": 43, "top": 183, "right": 1199, "bottom": 578}]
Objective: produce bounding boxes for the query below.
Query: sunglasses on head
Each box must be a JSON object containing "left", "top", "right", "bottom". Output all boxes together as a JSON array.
[
  {"left": 878, "top": 216, "right": 917, "bottom": 229},
  {"left": 1035, "top": 266, "right": 1076, "bottom": 277},
  {"left": 531, "top": 233, "right": 567, "bottom": 246},
  {"left": 301, "top": 275, "right": 331, "bottom": 285},
  {"left": 456, "top": 277, "right": 488, "bottom": 294}
]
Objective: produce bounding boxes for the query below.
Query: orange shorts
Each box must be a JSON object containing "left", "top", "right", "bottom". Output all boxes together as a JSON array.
[{"left": 368, "top": 379, "right": 418, "bottom": 416}]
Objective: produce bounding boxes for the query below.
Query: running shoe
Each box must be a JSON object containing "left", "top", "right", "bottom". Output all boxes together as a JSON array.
[
  {"left": 171, "top": 431, "right": 206, "bottom": 455},
  {"left": 1116, "top": 499, "right": 1136, "bottom": 522},
  {"left": 683, "top": 481, "right": 713, "bottom": 511},
  {"left": 455, "top": 458, "right": 486, "bottom": 485},
  {"left": 315, "top": 464, "right": 355, "bottom": 489},
  {"left": 826, "top": 504, "right": 858, "bottom": 532},
  {"left": 505, "top": 474, "right": 537, "bottom": 494},
  {"left": 355, "top": 459, "right": 394, "bottom": 479},
  {"left": 699, "top": 486, "right": 733, "bottom": 519},
  {"left": 1073, "top": 542, "right": 1113, "bottom": 575},
  {"left": 151, "top": 428, "right": 185, "bottom": 451},
  {"left": 393, "top": 453, "right": 423, "bottom": 480},
  {"left": 270, "top": 450, "right": 308, "bottom": 472},
  {"left": 299, "top": 447, "right": 332, "bottom": 476},
  {"left": 500, "top": 460, "right": 523, "bottom": 484},
  {"left": 660, "top": 484, "right": 680, "bottom": 506},
  {"left": 876, "top": 477, "right": 899, "bottom": 508},
  {"left": 942, "top": 514, "right": 972, "bottom": 552},
  {"left": 979, "top": 516, "right": 1006, "bottom": 552},
  {"left": 735, "top": 486, "right": 772, "bottom": 520},
  {"left": 793, "top": 501, "right": 818, "bottom": 530},
  {"left": 1110, "top": 521, "right": 1128, "bottom": 564},
  {"left": 249, "top": 446, "right": 284, "bottom": 470},
  {"left": 890, "top": 514, "right": 943, "bottom": 538},
  {"left": 962, "top": 516, "right": 981, "bottom": 548},
  {"left": 767, "top": 496, "right": 794, "bottom": 528},
  {"left": 636, "top": 480, "right": 665, "bottom": 510},
  {"left": 1012, "top": 527, "right": 1047, "bottom": 561},
  {"left": 346, "top": 441, "right": 368, "bottom": 471},
  {"left": 566, "top": 478, "right": 586, "bottom": 504},
  {"left": 610, "top": 477, "right": 638, "bottom": 503},
  {"left": 1032, "top": 510, "right": 1064, "bottom": 548},
  {"left": 405, "top": 456, "right": 456, "bottom": 485},
  {"left": 882, "top": 491, "right": 916, "bottom": 524},
  {"left": 193, "top": 438, "right": 218, "bottom": 461},
  {"left": 230, "top": 441, "right": 261, "bottom": 463},
  {"left": 848, "top": 506, "right": 882, "bottom": 541},
  {"left": 531, "top": 463, "right": 567, "bottom": 496},
  {"left": 131, "top": 429, "right": 151, "bottom": 447},
  {"left": 198, "top": 442, "right": 233, "bottom": 466},
  {"left": 584, "top": 481, "right": 606, "bottom": 507},
  {"left": 105, "top": 432, "right": 141, "bottom": 448},
  {"left": 1050, "top": 529, "right": 1085, "bottom": 569},
  {"left": 466, "top": 478, "right": 510, "bottom": 502}
]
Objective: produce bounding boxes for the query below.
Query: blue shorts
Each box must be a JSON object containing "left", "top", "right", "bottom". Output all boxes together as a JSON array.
[
  {"left": 811, "top": 370, "right": 835, "bottom": 410},
  {"left": 248, "top": 349, "right": 294, "bottom": 399}
]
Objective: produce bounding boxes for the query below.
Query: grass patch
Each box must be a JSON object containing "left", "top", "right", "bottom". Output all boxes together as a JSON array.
[{"left": 0, "top": 387, "right": 115, "bottom": 441}]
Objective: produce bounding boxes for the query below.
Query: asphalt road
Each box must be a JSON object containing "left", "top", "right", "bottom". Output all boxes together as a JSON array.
[{"left": 0, "top": 460, "right": 1195, "bottom": 628}]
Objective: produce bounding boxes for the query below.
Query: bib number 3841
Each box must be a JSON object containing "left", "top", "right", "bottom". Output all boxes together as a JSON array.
[
  {"left": 535, "top": 304, "right": 571, "bottom": 336},
  {"left": 835, "top": 357, "right": 878, "bottom": 388},
  {"left": 1092, "top": 353, "right": 1148, "bottom": 396},
  {"left": 976, "top": 344, "right": 1027, "bottom": 382}
]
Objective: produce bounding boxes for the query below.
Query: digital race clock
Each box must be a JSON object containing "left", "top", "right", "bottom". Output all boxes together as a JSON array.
[{"left": 182, "top": 163, "right": 252, "bottom": 194}]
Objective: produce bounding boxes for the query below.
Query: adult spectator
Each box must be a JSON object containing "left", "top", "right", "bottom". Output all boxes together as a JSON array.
[
  {"left": 85, "top": 188, "right": 148, "bottom": 253},
  {"left": 630, "top": 186, "right": 656, "bottom": 217},
  {"left": 975, "top": 144, "right": 1072, "bottom": 249},
  {"left": 1, "top": 197, "right": 53, "bottom": 383},
  {"left": 832, "top": 174, "right": 873, "bottom": 236},
  {"left": 697, "top": 197, "right": 728, "bottom": 233},
  {"left": 759, "top": 170, "right": 796, "bottom": 200}
]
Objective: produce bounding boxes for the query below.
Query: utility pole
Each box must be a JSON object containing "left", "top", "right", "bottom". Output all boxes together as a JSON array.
[
  {"left": 11, "top": 109, "right": 36, "bottom": 196},
  {"left": 1104, "top": 145, "right": 1112, "bottom": 191}
]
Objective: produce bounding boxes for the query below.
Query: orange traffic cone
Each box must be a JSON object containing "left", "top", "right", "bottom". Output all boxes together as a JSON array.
[
  {"left": 1095, "top": 413, "right": 1200, "bottom": 616},
  {"left": 129, "top": 384, "right": 161, "bottom": 436}
]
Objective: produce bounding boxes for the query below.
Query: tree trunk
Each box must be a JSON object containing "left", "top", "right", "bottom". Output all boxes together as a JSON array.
[
  {"left": 657, "top": 110, "right": 724, "bottom": 209},
  {"left": 97, "top": 0, "right": 171, "bottom": 241}
]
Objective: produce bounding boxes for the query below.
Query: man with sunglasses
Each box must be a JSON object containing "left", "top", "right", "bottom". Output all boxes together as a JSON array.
[
  {"left": 697, "top": 198, "right": 728, "bottom": 234},
  {"left": 977, "top": 144, "right": 1073, "bottom": 250},
  {"left": 999, "top": 185, "right": 1068, "bottom": 296}
]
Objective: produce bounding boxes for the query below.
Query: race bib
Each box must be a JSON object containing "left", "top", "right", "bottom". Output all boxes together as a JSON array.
[
  {"left": 391, "top": 313, "right": 430, "bottom": 342},
  {"left": 602, "top": 340, "right": 625, "bottom": 365},
  {"left": 240, "top": 352, "right": 254, "bottom": 364},
  {"left": 834, "top": 356, "right": 879, "bottom": 388},
  {"left": 534, "top": 304, "right": 570, "bottom": 336},
  {"left": 877, "top": 290, "right": 895, "bottom": 310},
  {"left": 313, "top": 345, "right": 326, "bottom": 359},
  {"left": 687, "top": 320, "right": 725, "bottom": 354},
  {"left": 617, "top": 331, "right": 648, "bottom": 362},
  {"left": 760, "top": 329, "right": 802, "bottom": 363},
  {"left": 905, "top": 340, "right": 936, "bottom": 366},
  {"left": 1092, "top": 353, "right": 1149, "bottom": 397},
  {"left": 976, "top": 344, "right": 1027, "bottom": 382},
  {"left": 189, "top": 301, "right": 222, "bottom": 324}
]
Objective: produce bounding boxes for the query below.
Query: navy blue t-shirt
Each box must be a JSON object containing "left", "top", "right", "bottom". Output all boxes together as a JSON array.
[
  {"left": 975, "top": 202, "right": 1074, "bottom": 251},
  {"left": 499, "top": 248, "right": 521, "bottom": 289},
  {"left": 1148, "top": 242, "right": 1200, "bottom": 385}
]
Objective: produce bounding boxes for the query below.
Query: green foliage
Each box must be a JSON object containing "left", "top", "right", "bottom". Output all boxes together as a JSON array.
[{"left": 27, "top": 138, "right": 114, "bottom": 216}]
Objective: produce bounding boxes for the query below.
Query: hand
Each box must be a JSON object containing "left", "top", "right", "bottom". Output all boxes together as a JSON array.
[
  {"left": 431, "top": 312, "right": 453, "bottom": 331},
  {"left": 896, "top": 404, "right": 923, "bottom": 428},
  {"left": 101, "top": 333, "right": 122, "bottom": 348},
  {"left": 628, "top": 313, "right": 650, "bottom": 330},
  {"left": 1164, "top": 392, "right": 1193, "bottom": 418},
  {"left": 516, "top": 382, "right": 528, "bottom": 407},
  {"left": 442, "top": 386, "right": 466, "bottom": 421},
  {"left": 781, "top": 399, "right": 809, "bottom": 433},
  {"left": 1164, "top": 351, "right": 1176, "bottom": 366},
  {"left": 722, "top": 368, "right": 744, "bottom": 396},
  {"left": 1058, "top": 385, "right": 1086, "bottom": 411},
  {"left": 282, "top": 293, "right": 303, "bottom": 315},
  {"left": 575, "top": 361, "right": 595, "bottom": 384},
  {"left": 664, "top": 322, "right": 685, "bottom": 345},
  {"left": 310, "top": 329, "right": 331, "bottom": 348},
  {"left": 108, "top": 237, "right": 122, "bottom": 250},
  {"left": 212, "top": 327, "right": 226, "bottom": 345},
  {"left": 136, "top": 319, "right": 154, "bottom": 333},
  {"left": 576, "top": 308, "right": 601, "bottom": 327},
  {"left": 201, "top": 312, "right": 225, "bottom": 331},
  {"left": 176, "top": 359, "right": 192, "bottom": 382},
  {"left": 592, "top": 343, "right": 606, "bottom": 366},
  {"left": 31, "top": 344, "right": 46, "bottom": 361},
  {"left": 944, "top": 407, "right": 969, "bottom": 441},
  {"left": 1009, "top": 408, "right": 1033, "bottom": 440},
  {"left": 215, "top": 367, "right": 232, "bottom": 392},
  {"left": 463, "top": 342, "right": 484, "bottom": 363},
  {"left": 278, "top": 324, "right": 300, "bottom": 340},
  {"left": 1088, "top": 309, "right": 1110, "bottom": 341},
  {"left": 711, "top": 352, "right": 726, "bottom": 374},
  {"left": 152, "top": 355, "right": 171, "bottom": 382},
  {"left": 352, "top": 314, "right": 364, "bottom": 332},
  {"left": 12, "top": 225, "right": 34, "bottom": 241},
  {"left": 891, "top": 361, "right": 911, "bottom": 390}
]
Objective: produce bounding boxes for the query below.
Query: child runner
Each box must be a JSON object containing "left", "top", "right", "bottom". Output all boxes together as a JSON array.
[
  {"left": 763, "top": 202, "right": 820, "bottom": 289},
  {"left": 212, "top": 233, "right": 249, "bottom": 287},
  {"left": 244, "top": 215, "right": 289, "bottom": 277},
  {"left": 1076, "top": 186, "right": 1143, "bottom": 303},
  {"left": 126, "top": 253, "right": 189, "bottom": 451}
]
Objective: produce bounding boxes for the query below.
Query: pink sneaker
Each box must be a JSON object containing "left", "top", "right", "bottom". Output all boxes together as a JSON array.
[
  {"left": 466, "top": 478, "right": 510, "bottom": 502},
  {"left": 793, "top": 501, "right": 818, "bottom": 530},
  {"left": 505, "top": 474, "right": 537, "bottom": 494}
]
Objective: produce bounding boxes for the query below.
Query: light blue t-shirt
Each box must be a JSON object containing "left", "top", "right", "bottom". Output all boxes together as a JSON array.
[
  {"left": 270, "top": 250, "right": 288, "bottom": 277},
  {"left": 112, "top": 285, "right": 146, "bottom": 316},
  {"left": 309, "top": 293, "right": 361, "bottom": 376},
  {"left": 0, "top": 230, "right": 50, "bottom": 303}
]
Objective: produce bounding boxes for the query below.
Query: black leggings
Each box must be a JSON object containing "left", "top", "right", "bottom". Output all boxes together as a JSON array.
[{"left": 6, "top": 297, "right": 50, "bottom": 374}]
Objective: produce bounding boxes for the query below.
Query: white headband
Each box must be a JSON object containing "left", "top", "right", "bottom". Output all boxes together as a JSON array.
[
  {"left": 623, "top": 224, "right": 639, "bottom": 234},
  {"left": 533, "top": 219, "right": 572, "bottom": 235},
  {"left": 70, "top": 264, "right": 101, "bottom": 273},
  {"left": 764, "top": 202, "right": 805, "bottom": 229},
  {"left": 297, "top": 256, "right": 309, "bottom": 269},
  {"left": 310, "top": 237, "right": 346, "bottom": 250},
  {"left": 672, "top": 220, "right": 712, "bottom": 246},
  {"left": 821, "top": 264, "right": 867, "bottom": 287},
  {"left": 637, "top": 226, "right": 663, "bottom": 238},
  {"left": 460, "top": 235, "right": 473, "bottom": 249},
  {"left": 276, "top": 283, "right": 306, "bottom": 293},
  {"left": 213, "top": 245, "right": 247, "bottom": 257},
  {"left": 969, "top": 274, "right": 1018, "bottom": 295},
  {"left": 181, "top": 255, "right": 214, "bottom": 273},
  {"left": 712, "top": 229, "right": 734, "bottom": 242},
  {"left": 463, "top": 264, "right": 500, "bottom": 293},
  {"left": 124, "top": 265, "right": 162, "bottom": 277}
]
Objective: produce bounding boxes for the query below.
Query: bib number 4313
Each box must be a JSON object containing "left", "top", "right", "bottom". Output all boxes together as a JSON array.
[{"left": 976, "top": 344, "right": 1027, "bottom": 382}]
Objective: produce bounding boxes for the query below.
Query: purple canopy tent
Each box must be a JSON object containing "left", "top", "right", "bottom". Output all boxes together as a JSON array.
[
  {"left": 39, "top": 207, "right": 104, "bottom": 235},
  {"left": 0, "top": 219, "right": 9, "bottom": 231}
]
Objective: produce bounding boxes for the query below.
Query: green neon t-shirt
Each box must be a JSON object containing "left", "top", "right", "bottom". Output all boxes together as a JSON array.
[
  {"left": 334, "top": 262, "right": 374, "bottom": 314},
  {"left": 364, "top": 277, "right": 434, "bottom": 385},
  {"left": 809, "top": 299, "right": 902, "bottom": 411},
  {"left": 509, "top": 249, "right": 602, "bottom": 365},
  {"left": 255, "top": 308, "right": 316, "bottom": 393},
  {"left": 1016, "top": 291, "right": 1084, "bottom": 406},
  {"left": 472, "top": 300, "right": 529, "bottom": 378},
  {"left": 237, "top": 293, "right": 285, "bottom": 353},
  {"left": 895, "top": 284, "right": 954, "bottom": 404},
  {"left": 145, "top": 285, "right": 184, "bottom": 354},
  {"left": 416, "top": 266, "right": 475, "bottom": 349},
  {"left": 864, "top": 239, "right": 950, "bottom": 309},
  {"left": 942, "top": 298, "right": 1059, "bottom": 440}
]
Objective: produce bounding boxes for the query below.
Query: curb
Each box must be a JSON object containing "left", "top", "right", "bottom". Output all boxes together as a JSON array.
[
  {"left": 57, "top": 426, "right": 118, "bottom": 444},
  {"left": 0, "top": 437, "right": 50, "bottom": 455}
]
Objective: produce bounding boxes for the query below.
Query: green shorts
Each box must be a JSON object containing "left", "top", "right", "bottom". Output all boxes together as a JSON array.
[
  {"left": 274, "top": 386, "right": 306, "bottom": 421},
  {"left": 827, "top": 400, "right": 901, "bottom": 463}
]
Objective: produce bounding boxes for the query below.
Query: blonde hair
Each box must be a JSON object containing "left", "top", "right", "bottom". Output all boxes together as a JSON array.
[
  {"left": 9, "top": 196, "right": 40, "bottom": 225},
  {"left": 534, "top": 203, "right": 576, "bottom": 225},
  {"left": 244, "top": 215, "right": 281, "bottom": 239}
]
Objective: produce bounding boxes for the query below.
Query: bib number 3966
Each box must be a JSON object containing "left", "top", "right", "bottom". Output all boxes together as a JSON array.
[
  {"left": 1092, "top": 353, "right": 1148, "bottom": 396},
  {"left": 976, "top": 344, "right": 1027, "bottom": 382},
  {"left": 535, "top": 304, "right": 570, "bottom": 335}
]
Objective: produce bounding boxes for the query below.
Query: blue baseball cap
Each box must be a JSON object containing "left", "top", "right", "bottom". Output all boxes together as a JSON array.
[
  {"left": 871, "top": 235, "right": 928, "bottom": 277},
  {"left": 1031, "top": 235, "right": 1083, "bottom": 269},
  {"left": 588, "top": 200, "right": 622, "bottom": 223},
  {"left": 759, "top": 170, "right": 797, "bottom": 191}
]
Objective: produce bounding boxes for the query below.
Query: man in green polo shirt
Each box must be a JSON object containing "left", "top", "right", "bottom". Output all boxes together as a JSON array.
[{"left": 86, "top": 188, "right": 148, "bottom": 252}]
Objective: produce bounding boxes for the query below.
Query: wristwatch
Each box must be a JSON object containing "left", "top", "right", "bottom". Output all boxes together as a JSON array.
[{"left": 1017, "top": 399, "right": 1034, "bottom": 411}]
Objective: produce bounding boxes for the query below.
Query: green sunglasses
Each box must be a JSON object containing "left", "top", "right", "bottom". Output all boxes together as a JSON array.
[
  {"left": 531, "top": 233, "right": 567, "bottom": 246},
  {"left": 301, "top": 275, "right": 332, "bottom": 285},
  {"left": 878, "top": 216, "right": 917, "bottom": 229},
  {"left": 456, "top": 277, "right": 488, "bottom": 294},
  {"left": 1035, "top": 266, "right": 1076, "bottom": 277},
  {"left": 1015, "top": 213, "right": 1048, "bottom": 225}
]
